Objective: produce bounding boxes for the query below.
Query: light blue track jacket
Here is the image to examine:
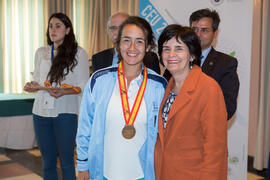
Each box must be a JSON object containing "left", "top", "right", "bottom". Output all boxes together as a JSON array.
[{"left": 76, "top": 64, "right": 167, "bottom": 180}]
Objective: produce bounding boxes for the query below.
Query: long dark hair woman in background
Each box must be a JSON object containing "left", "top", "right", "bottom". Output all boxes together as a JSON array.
[{"left": 24, "top": 12, "right": 89, "bottom": 180}]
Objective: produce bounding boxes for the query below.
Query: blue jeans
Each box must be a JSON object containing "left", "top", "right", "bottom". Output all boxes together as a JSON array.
[{"left": 33, "top": 113, "right": 77, "bottom": 180}]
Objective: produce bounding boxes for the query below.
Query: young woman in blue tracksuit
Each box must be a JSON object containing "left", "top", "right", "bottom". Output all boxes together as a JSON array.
[{"left": 76, "top": 16, "right": 167, "bottom": 180}]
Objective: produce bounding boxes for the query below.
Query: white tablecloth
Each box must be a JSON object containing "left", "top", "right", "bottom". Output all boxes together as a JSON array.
[{"left": 0, "top": 115, "right": 36, "bottom": 149}]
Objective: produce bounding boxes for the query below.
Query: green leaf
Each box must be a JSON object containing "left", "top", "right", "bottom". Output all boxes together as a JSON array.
[{"left": 230, "top": 51, "right": 236, "bottom": 57}]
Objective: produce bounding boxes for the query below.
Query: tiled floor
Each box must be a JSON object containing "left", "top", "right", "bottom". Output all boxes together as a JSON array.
[
  {"left": 247, "top": 173, "right": 265, "bottom": 180},
  {"left": 0, "top": 149, "right": 42, "bottom": 180},
  {"left": 0, "top": 148, "right": 267, "bottom": 180}
]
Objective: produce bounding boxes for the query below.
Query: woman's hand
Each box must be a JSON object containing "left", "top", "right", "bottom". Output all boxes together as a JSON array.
[
  {"left": 47, "top": 89, "right": 65, "bottom": 98},
  {"left": 47, "top": 86, "right": 81, "bottom": 98},
  {"left": 77, "top": 170, "right": 89, "bottom": 180},
  {"left": 23, "top": 81, "right": 39, "bottom": 93}
]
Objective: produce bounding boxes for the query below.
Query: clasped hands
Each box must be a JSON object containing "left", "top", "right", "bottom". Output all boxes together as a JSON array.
[{"left": 23, "top": 81, "right": 67, "bottom": 98}]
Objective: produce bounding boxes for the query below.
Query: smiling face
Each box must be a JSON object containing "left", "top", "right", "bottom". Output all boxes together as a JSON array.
[
  {"left": 162, "top": 36, "right": 192, "bottom": 76},
  {"left": 49, "top": 17, "right": 70, "bottom": 47},
  {"left": 119, "top": 24, "right": 146, "bottom": 67}
]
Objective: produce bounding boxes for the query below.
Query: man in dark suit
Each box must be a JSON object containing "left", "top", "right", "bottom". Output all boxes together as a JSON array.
[
  {"left": 191, "top": 8, "right": 239, "bottom": 120},
  {"left": 92, "top": 12, "right": 160, "bottom": 74},
  {"left": 163, "top": 9, "right": 239, "bottom": 120}
]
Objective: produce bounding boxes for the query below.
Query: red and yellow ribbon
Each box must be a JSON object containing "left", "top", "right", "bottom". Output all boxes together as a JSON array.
[
  {"left": 118, "top": 61, "right": 147, "bottom": 126},
  {"left": 44, "top": 81, "right": 80, "bottom": 94}
]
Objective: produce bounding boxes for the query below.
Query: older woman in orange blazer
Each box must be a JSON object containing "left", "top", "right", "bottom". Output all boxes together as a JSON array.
[{"left": 154, "top": 24, "right": 227, "bottom": 180}]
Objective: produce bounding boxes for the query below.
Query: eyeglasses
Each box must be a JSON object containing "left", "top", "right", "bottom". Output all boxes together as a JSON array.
[
  {"left": 192, "top": 27, "right": 212, "bottom": 34},
  {"left": 108, "top": 25, "right": 120, "bottom": 32}
]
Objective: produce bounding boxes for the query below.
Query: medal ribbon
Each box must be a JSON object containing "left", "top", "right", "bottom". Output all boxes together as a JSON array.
[{"left": 118, "top": 61, "right": 147, "bottom": 126}]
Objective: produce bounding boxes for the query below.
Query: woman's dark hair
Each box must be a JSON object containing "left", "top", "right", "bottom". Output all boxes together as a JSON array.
[
  {"left": 46, "top": 12, "right": 78, "bottom": 85},
  {"left": 158, "top": 24, "right": 201, "bottom": 67},
  {"left": 115, "top": 16, "right": 156, "bottom": 63}
]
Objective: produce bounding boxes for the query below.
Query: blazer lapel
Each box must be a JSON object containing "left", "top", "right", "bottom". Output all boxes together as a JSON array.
[
  {"left": 165, "top": 82, "right": 191, "bottom": 128},
  {"left": 167, "top": 91, "right": 190, "bottom": 121},
  {"left": 202, "top": 48, "right": 217, "bottom": 75},
  {"left": 162, "top": 66, "right": 202, "bottom": 135}
]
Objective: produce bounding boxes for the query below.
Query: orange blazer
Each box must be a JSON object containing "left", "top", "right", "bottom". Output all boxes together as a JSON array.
[{"left": 155, "top": 66, "right": 227, "bottom": 180}]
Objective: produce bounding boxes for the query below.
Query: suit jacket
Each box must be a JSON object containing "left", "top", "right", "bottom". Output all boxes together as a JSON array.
[
  {"left": 155, "top": 66, "right": 228, "bottom": 180},
  {"left": 202, "top": 48, "right": 239, "bottom": 119},
  {"left": 92, "top": 48, "right": 161, "bottom": 74},
  {"left": 163, "top": 48, "right": 239, "bottom": 119}
]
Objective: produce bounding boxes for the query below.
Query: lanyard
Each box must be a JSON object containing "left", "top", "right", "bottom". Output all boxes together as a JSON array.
[
  {"left": 51, "top": 44, "right": 54, "bottom": 62},
  {"left": 118, "top": 61, "right": 147, "bottom": 126}
]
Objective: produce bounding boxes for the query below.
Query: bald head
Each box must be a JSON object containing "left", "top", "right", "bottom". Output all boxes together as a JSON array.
[{"left": 107, "top": 12, "right": 129, "bottom": 45}]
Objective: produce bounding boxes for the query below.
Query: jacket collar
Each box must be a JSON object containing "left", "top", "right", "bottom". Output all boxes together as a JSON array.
[
  {"left": 201, "top": 47, "right": 218, "bottom": 74},
  {"left": 107, "top": 48, "right": 115, "bottom": 66},
  {"left": 158, "top": 65, "right": 202, "bottom": 150}
]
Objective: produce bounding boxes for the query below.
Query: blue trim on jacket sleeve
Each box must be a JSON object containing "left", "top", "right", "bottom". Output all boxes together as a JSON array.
[
  {"left": 90, "top": 67, "right": 118, "bottom": 91},
  {"left": 77, "top": 158, "right": 88, "bottom": 161}
]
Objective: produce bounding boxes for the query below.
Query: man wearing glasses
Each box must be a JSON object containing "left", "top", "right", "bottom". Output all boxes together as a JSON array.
[
  {"left": 190, "top": 8, "right": 239, "bottom": 120},
  {"left": 91, "top": 12, "right": 160, "bottom": 74}
]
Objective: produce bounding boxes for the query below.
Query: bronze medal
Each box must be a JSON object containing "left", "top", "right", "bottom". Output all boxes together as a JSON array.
[{"left": 122, "top": 124, "right": 136, "bottom": 139}]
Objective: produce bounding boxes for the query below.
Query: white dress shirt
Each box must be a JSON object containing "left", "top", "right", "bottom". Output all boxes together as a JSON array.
[{"left": 200, "top": 46, "right": 212, "bottom": 67}]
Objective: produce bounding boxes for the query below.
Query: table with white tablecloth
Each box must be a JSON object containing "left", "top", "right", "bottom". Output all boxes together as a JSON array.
[{"left": 0, "top": 94, "right": 36, "bottom": 149}]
